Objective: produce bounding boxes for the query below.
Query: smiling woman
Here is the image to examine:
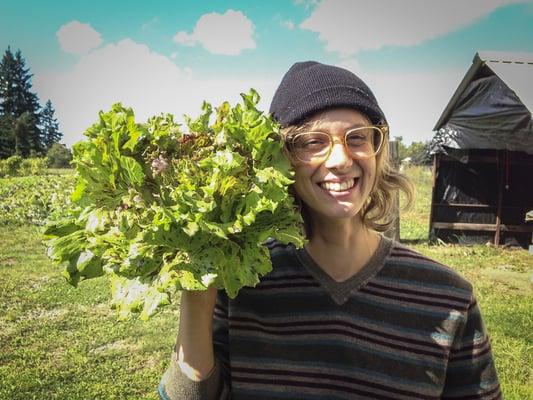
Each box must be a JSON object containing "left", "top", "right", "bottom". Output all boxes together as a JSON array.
[{"left": 159, "top": 61, "right": 503, "bottom": 400}]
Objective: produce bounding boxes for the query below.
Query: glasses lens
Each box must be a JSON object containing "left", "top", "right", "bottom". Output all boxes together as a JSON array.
[
  {"left": 346, "top": 127, "right": 383, "bottom": 158},
  {"left": 292, "top": 132, "right": 330, "bottom": 163},
  {"left": 288, "top": 127, "right": 385, "bottom": 163}
]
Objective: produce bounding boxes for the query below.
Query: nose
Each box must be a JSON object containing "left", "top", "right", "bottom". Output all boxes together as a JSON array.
[{"left": 324, "top": 140, "right": 353, "bottom": 170}]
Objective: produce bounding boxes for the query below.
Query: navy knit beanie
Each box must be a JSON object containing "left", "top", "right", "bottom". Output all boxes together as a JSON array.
[{"left": 269, "top": 61, "right": 387, "bottom": 128}]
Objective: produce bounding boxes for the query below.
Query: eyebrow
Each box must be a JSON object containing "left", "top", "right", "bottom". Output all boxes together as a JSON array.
[{"left": 303, "top": 122, "right": 369, "bottom": 132}]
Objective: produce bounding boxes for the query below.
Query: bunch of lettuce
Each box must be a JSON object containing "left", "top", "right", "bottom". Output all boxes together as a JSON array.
[{"left": 44, "top": 90, "right": 305, "bottom": 320}]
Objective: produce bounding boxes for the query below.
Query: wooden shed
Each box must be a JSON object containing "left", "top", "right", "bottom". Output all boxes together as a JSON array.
[{"left": 429, "top": 51, "right": 533, "bottom": 247}]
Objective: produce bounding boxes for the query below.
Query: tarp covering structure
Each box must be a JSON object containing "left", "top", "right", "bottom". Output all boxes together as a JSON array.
[{"left": 428, "top": 52, "right": 533, "bottom": 247}]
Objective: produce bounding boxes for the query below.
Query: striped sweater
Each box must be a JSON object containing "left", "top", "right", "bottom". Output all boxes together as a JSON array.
[{"left": 159, "top": 236, "right": 501, "bottom": 399}]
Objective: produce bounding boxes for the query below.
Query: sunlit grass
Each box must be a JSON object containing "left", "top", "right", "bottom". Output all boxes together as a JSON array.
[
  {"left": 0, "top": 165, "right": 531, "bottom": 398},
  {"left": 398, "top": 165, "right": 532, "bottom": 398}
]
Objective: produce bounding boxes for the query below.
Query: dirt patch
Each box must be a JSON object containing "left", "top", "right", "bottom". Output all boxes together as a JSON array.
[
  {"left": 1, "top": 258, "right": 17, "bottom": 267},
  {"left": 480, "top": 269, "right": 533, "bottom": 295},
  {"left": 25, "top": 307, "right": 69, "bottom": 321}
]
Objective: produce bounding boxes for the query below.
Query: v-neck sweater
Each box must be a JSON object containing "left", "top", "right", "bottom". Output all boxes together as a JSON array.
[
  {"left": 295, "top": 235, "right": 391, "bottom": 305},
  {"left": 159, "top": 237, "right": 501, "bottom": 400}
]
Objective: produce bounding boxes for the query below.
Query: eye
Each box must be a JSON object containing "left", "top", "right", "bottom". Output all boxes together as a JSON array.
[
  {"left": 293, "top": 133, "right": 329, "bottom": 149},
  {"left": 346, "top": 132, "right": 368, "bottom": 146}
]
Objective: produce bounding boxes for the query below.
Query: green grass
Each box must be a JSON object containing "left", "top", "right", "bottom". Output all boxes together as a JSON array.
[
  {"left": 0, "top": 226, "right": 179, "bottom": 400},
  {"left": 400, "top": 164, "right": 433, "bottom": 242},
  {"left": 0, "top": 165, "right": 531, "bottom": 398},
  {"left": 46, "top": 168, "right": 75, "bottom": 175},
  {"left": 400, "top": 165, "right": 533, "bottom": 399}
]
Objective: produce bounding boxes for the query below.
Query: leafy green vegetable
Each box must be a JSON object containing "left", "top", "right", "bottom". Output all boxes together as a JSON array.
[{"left": 43, "top": 89, "right": 305, "bottom": 320}]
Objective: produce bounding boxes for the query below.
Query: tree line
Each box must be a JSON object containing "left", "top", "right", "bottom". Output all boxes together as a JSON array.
[
  {"left": 0, "top": 46, "right": 66, "bottom": 161},
  {"left": 395, "top": 136, "right": 432, "bottom": 166}
]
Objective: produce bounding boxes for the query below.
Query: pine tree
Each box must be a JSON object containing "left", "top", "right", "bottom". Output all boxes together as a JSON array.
[
  {"left": 40, "top": 100, "right": 62, "bottom": 149},
  {"left": 0, "top": 48, "right": 16, "bottom": 157},
  {"left": 0, "top": 47, "right": 43, "bottom": 157}
]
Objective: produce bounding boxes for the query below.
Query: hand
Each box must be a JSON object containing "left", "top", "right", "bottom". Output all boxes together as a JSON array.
[
  {"left": 176, "top": 285, "right": 218, "bottom": 380},
  {"left": 180, "top": 285, "right": 218, "bottom": 317}
]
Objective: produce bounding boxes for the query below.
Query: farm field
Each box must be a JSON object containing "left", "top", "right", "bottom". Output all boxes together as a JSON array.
[{"left": 0, "top": 166, "right": 532, "bottom": 399}]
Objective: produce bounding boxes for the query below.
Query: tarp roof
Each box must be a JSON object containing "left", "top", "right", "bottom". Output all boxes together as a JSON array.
[{"left": 434, "top": 51, "right": 533, "bottom": 131}]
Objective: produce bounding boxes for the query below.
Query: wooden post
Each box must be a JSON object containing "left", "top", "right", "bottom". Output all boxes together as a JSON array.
[
  {"left": 494, "top": 150, "right": 505, "bottom": 246},
  {"left": 385, "top": 140, "right": 400, "bottom": 241},
  {"left": 428, "top": 153, "right": 439, "bottom": 241}
]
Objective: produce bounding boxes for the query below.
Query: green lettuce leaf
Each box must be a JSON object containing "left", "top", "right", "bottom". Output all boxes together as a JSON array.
[{"left": 44, "top": 89, "right": 306, "bottom": 320}]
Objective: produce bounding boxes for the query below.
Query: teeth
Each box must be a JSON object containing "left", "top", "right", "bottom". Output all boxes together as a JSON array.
[{"left": 319, "top": 178, "right": 356, "bottom": 192}]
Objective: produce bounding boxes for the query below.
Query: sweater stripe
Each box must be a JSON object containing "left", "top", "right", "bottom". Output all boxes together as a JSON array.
[
  {"left": 232, "top": 375, "right": 433, "bottom": 400},
  {"left": 231, "top": 321, "right": 447, "bottom": 358},
  {"left": 228, "top": 314, "right": 449, "bottom": 351},
  {"left": 228, "top": 309, "right": 454, "bottom": 345},
  {"left": 366, "top": 281, "right": 470, "bottom": 303},
  {"left": 231, "top": 334, "right": 446, "bottom": 369},
  {"left": 232, "top": 357, "right": 441, "bottom": 394},
  {"left": 359, "top": 286, "right": 469, "bottom": 311},
  {"left": 373, "top": 275, "right": 472, "bottom": 297},
  {"left": 233, "top": 366, "right": 439, "bottom": 400},
  {"left": 159, "top": 238, "right": 501, "bottom": 400}
]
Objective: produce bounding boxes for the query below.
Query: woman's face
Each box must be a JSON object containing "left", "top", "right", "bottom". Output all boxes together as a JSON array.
[{"left": 290, "top": 108, "right": 377, "bottom": 225}]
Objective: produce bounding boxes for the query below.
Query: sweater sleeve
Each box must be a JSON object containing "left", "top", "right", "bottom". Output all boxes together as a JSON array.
[
  {"left": 158, "top": 290, "right": 231, "bottom": 400},
  {"left": 442, "top": 294, "right": 502, "bottom": 399}
]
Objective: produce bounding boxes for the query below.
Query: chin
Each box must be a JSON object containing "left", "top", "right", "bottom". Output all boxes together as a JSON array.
[{"left": 311, "top": 203, "right": 364, "bottom": 222}]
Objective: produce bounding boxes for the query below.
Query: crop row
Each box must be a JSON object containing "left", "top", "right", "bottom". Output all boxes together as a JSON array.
[{"left": 0, "top": 174, "right": 75, "bottom": 226}]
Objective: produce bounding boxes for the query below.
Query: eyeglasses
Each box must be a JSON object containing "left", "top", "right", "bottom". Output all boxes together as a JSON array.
[{"left": 285, "top": 125, "right": 387, "bottom": 164}]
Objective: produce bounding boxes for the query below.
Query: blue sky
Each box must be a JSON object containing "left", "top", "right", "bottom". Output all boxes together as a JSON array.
[{"left": 2, "top": 0, "right": 533, "bottom": 146}]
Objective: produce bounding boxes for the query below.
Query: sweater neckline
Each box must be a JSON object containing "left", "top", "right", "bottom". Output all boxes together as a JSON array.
[{"left": 292, "top": 235, "right": 393, "bottom": 305}]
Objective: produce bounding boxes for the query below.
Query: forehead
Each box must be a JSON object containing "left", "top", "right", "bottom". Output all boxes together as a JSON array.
[{"left": 300, "top": 108, "right": 371, "bottom": 132}]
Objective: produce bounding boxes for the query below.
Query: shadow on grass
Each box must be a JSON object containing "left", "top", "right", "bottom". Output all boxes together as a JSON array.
[{"left": 399, "top": 238, "right": 430, "bottom": 245}]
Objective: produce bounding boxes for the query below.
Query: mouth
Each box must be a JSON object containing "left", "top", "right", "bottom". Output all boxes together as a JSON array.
[{"left": 317, "top": 178, "right": 359, "bottom": 198}]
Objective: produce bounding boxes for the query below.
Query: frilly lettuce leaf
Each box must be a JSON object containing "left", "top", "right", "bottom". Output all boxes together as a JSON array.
[{"left": 44, "top": 89, "right": 306, "bottom": 320}]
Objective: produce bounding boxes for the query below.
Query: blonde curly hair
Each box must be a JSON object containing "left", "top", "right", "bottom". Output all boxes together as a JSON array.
[{"left": 281, "top": 118, "right": 414, "bottom": 239}]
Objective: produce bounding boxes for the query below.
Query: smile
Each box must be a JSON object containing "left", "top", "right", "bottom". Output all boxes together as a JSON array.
[{"left": 319, "top": 178, "right": 356, "bottom": 192}]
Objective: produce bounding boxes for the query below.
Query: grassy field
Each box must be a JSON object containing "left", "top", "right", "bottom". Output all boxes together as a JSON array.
[{"left": 0, "top": 165, "right": 532, "bottom": 399}]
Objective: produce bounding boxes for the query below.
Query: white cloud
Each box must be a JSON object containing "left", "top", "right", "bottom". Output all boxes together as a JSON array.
[
  {"left": 56, "top": 20, "right": 102, "bottom": 55},
  {"left": 34, "top": 39, "right": 274, "bottom": 147},
  {"left": 301, "top": 0, "right": 525, "bottom": 55},
  {"left": 281, "top": 20, "right": 295, "bottom": 30},
  {"left": 33, "top": 37, "right": 468, "bottom": 148},
  {"left": 142, "top": 17, "right": 159, "bottom": 31},
  {"left": 335, "top": 58, "right": 363, "bottom": 75},
  {"left": 173, "top": 31, "right": 196, "bottom": 47},
  {"left": 173, "top": 10, "right": 256, "bottom": 55},
  {"left": 293, "top": 0, "right": 320, "bottom": 9},
  {"left": 337, "top": 59, "right": 465, "bottom": 143}
]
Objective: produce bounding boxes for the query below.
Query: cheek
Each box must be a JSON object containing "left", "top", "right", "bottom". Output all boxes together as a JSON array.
[
  {"left": 364, "top": 160, "right": 378, "bottom": 193},
  {"left": 293, "top": 169, "right": 308, "bottom": 196},
  {"left": 293, "top": 165, "right": 316, "bottom": 197},
  {"left": 358, "top": 158, "right": 376, "bottom": 187}
]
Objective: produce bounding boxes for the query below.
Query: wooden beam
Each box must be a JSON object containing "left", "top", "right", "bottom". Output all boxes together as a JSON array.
[
  {"left": 433, "top": 222, "right": 533, "bottom": 233},
  {"left": 494, "top": 150, "right": 505, "bottom": 246},
  {"left": 433, "top": 203, "right": 495, "bottom": 208},
  {"left": 385, "top": 141, "right": 400, "bottom": 241},
  {"left": 433, "top": 203, "right": 529, "bottom": 210},
  {"left": 428, "top": 153, "right": 439, "bottom": 240},
  {"left": 439, "top": 153, "right": 533, "bottom": 165}
]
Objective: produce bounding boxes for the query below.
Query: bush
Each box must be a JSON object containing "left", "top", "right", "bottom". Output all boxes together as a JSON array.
[
  {"left": 46, "top": 143, "right": 72, "bottom": 168},
  {"left": 20, "top": 157, "right": 48, "bottom": 176},
  {"left": 0, "top": 156, "right": 49, "bottom": 177},
  {"left": 0, "top": 174, "right": 75, "bottom": 226},
  {"left": 4, "top": 155, "right": 23, "bottom": 176}
]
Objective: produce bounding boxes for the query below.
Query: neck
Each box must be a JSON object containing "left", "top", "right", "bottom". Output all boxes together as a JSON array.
[{"left": 305, "top": 215, "right": 380, "bottom": 282}]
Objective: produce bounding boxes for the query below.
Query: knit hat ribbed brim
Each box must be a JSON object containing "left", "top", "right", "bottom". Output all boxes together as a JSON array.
[{"left": 269, "top": 61, "right": 387, "bottom": 128}]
